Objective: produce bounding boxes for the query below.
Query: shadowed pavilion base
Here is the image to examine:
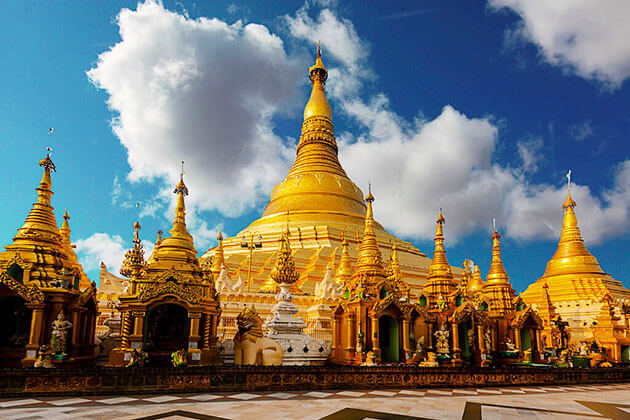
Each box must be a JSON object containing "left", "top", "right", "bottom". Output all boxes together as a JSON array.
[{"left": 1, "top": 365, "right": 629, "bottom": 398}]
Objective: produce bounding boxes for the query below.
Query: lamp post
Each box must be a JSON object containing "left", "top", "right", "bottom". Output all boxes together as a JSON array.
[{"left": 240, "top": 231, "right": 262, "bottom": 292}]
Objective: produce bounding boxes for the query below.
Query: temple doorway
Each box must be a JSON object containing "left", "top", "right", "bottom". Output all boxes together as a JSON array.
[
  {"left": 458, "top": 319, "right": 475, "bottom": 366},
  {"left": 145, "top": 304, "right": 189, "bottom": 364},
  {"left": 379, "top": 315, "right": 399, "bottom": 362},
  {"left": 0, "top": 292, "right": 32, "bottom": 367}
]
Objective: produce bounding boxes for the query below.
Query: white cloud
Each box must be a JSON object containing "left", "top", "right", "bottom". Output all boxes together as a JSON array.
[
  {"left": 516, "top": 137, "right": 543, "bottom": 173},
  {"left": 569, "top": 120, "right": 594, "bottom": 142},
  {"left": 76, "top": 232, "right": 155, "bottom": 276},
  {"left": 87, "top": 0, "right": 302, "bottom": 218},
  {"left": 504, "top": 160, "right": 630, "bottom": 244},
  {"left": 286, "top": 5, "right": 630, "bottom": 245},
  {"left": 489, "top": 0, "right": 630, "bottom": 88}
]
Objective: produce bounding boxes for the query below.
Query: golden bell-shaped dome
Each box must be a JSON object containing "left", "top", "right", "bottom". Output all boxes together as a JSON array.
[
  {"left": 543, "top": 190, "right": 604, "bottom": 277},
  {"left": 256, "top": 42, "right": 367, "bottom": 224}
]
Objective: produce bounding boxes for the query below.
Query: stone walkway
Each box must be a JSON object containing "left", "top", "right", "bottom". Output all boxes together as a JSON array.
[{"left": 0, "top": 383, "right": 629, "bottom": 419}]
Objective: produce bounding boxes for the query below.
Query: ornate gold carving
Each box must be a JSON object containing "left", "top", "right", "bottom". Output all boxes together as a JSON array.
[
  {"left": 137, "top": 281, "right": 202, "bottom": 304},
  {"left": 0, "top": 272, "right": 44, "bottom": 303}
]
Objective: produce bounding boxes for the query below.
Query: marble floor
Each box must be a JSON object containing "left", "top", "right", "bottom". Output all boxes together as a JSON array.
[{"left": 1, "top": 383, "right": 629, "bottom": 419}]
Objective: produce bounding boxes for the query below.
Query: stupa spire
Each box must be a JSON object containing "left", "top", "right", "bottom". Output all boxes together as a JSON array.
[
  {"left": 14, "top": 152, "right": 64, "bottom": 247},
  {"left": 260, "top": 42, "right": 366, "bottom": 220},
  {"left": 486, "top": 224, "right": 509, "bottom": 285},
  {"left": 544, "top": 170, "right": 604, "bottom": 277},
  {"left": 120, "top": 222, "right": 145, "bottom": 278},
  {"left": 427, "top": 209, "right": 452, "bottom": 280},
  {"left": 211, "top": 228, "right": 225, "bottom": 276},
  {"left": 353, "top": 188, "right": 385, "bottom": 280},
  {"left": 334, "top": 229, "right": 353, "bottom": 283}
]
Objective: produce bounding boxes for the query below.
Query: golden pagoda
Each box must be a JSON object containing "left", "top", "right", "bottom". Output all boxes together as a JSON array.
[
  {"left": 108, "top": 172, "right": 221, "bottom": 366},
  {"left": 331, "top": 191, "right": 431, "bottom": 365},
  {"left": 0, "top": 153, "right": 97, "bottom": 367},
  {"left": 202, "top": 44, "right": 462, "bottom": 339},
  {"left": 521, "top": 181, "right": 630, "bottom": 362},
  {"left": 481, "top": 227, "right": 543, "bottom": 363}
]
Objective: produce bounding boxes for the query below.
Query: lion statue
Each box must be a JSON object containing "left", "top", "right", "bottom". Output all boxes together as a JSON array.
[{"left": 233, "top": 307, "right": 283, "bottom": 366}]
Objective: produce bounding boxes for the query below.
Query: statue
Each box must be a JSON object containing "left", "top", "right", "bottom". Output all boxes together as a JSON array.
[
  {"left": 434, "top": 324, "right": 450, "bottom": 355},
  {"left": 467, "top": 328, "right": 476, "bottom": 349},
  {"left": 33, "top": 345, "right": 54, "bottom": 368},
  {"left": 419, "top": 352, "right": 439, "bottom": 367},
  {"left": 579, "top": 341, "right": 590, "bottom": 356},
  {"left": 171, "top": 349, "right": 187, "bottom": 367},
  {"left": 355, "top": 321, "right": 365, "bottom": 354},
  {"left": 50, "top": 311, "right": 72, "bottom": 359},
  {"left": 361, "top": 351, "right": 377, "bottom": 366},
  {"left": 125, "top": 348, "right": 148, "bottom": 368},
  {"left": 483, "top": 329, "right": 492, "bottom": 351},
  {"left": 415, "top": 336, "right": 425, "bottom": 354},
  {"left": 504, "top": 336, "right": 517, "bottom": 352},
  {"left": 233, "top": 307, "right": 283, "bottom": 366},
  {"left": 436, "top": 295, "right": 447, "bottom": 310}
]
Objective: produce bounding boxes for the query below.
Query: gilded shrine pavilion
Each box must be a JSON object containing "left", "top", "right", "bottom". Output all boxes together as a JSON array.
[
  {"left": 0, "top": 154, "right": 97, "bottom": 367},
  {"left": 108, "top": 174, "right": 221, "bottom": 366}
]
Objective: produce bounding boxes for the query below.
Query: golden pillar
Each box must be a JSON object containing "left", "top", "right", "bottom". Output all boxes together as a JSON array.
[
  {"left": 427, "top": 323, "right": 434, "bottom": 350},
  {"left": 331, "top": 316, "right": 339, "bottom": 353},
  {"left": 345, "top": 314, "right": 355, "bottom": 359},
  {"left": 477, "top": 325, "right": 485, "bottom": 352},
  {"left": 202, "top": 314, "right": 211, "bottom": 350},
  {"left": 71, "top": 310, "right": 80, "bottom": 346},
  {"left": 452, "top": 323, "right": 459, "bottom": 353},
  {"left": 514, "top": 328, "right": 522, "bottom": 352},
  {"left": 27, "top": 307, "right": 45, "bottom": 348},
  {"left": 371, "top": 316, "right": 380, "bottom": 356},
  {"left": 402, "top": 317, "right": 411, "bottom": 355},
  {"left": 189, "top": 313, "right": 201, "bottom": 346},
  {"left": 132, "top": 312, "right": 145, "bottom": 337},
  {"left": 121, "top": 312, "right": 133, "bottom": 348}
]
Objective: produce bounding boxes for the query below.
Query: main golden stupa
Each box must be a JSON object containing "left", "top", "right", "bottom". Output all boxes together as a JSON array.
[{"left": 201, "top": 46, "right": 459, "bottom": 304}]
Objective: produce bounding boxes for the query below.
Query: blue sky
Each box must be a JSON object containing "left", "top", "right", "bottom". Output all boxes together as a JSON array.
[{"left": 1, "top": 0, "right": 629, "bottom": 293}]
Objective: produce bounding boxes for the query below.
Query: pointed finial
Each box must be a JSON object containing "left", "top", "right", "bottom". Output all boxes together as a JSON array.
[
  {"left": 317, "top": 40, "right": 321, "bottom": 58},
  {"left": 133, "top": 221, "right": 141, "bottom": 243},
  {"left": 174, "top": 163, "right": 189, "bottom": 196},
  {"left": 437, "top": 208, "right": 445, "bottom": 224},
  {"left": 217, "top": 226, "right": 223, "bottom": 242},
  {"left": 157, "top": 230, "right": 163, "bottom": 242},
  {"left": 563, "top": 169, "right": 576, "bottom": 209},
  {"left": 493, "top": 218, "right": 496, "bottom": 232},
  {"left": 39, "top": 149, "right": 56, "bottom": 172},
  {"left": 366, "top": 182, "right": 374, "bottom": 202},
  {"left": 63, "top": 208, "right": 70, "bottom": 221}
]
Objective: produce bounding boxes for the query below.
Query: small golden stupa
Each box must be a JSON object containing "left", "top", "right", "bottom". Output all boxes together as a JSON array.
[
  {"left": 0, "top": 153, "right": 97, "bottom": 367},
  {"left": 521, "top": 178, "right": 630, "bottom": 360}
]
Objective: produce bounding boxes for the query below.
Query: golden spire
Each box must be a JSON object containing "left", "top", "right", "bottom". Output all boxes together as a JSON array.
[
  {"left": 544, "top": 174, "right": 604, "bottom": 277},
  {"left": 14, "top": 152, "right": 64, "bottom": 246},
  {"left": 485, "top": 227, "right": 509, "bottom": 285},
  {"left": 270, "top": 230, "right": 299, "bottom": 284},
  {"left": 120, "top": 222, "right": 145, "bottom": 278},
  {"left": 468, "top": 264, "right": 485, "bottom": 294},
  {"left": 150, "top": 166, "right": 198, "bottom": 267},
  {"left": 427, "top": 209, "right": 453, "bottom": 280},
  {"left": 211, "top": 228, "right": 225, "bottom": 276},
  {"left": 334, "top": 229, "right": 353, "bottom": 283},
  {"left": 352, "top": 187, "right": 386, "bottom": 282},
  {"left": 260, "top": 42, "right": 366, "bottom": 220},
  {"left": 59, "top": 209, "right": 71, "bottom": 245},
  {"left": 304, "top": 41, "right": 331, "bottom": 120},
  {"left": 145, "top": 230, "right": 162, "bottom": 265},
  {"left": 387, "top": 242, "right": 402, "bottom": 279},
  {"left": 57, "top": 208, "right": 90, "bottom": 290}
]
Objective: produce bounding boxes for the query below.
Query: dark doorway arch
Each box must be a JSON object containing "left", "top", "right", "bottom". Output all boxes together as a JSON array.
[
  {"left": 145, "top": 303, "right": 189, "bottom": 362},
  {"left": 379, "top": 315, "right": 399, "bottom": 362},
  {"left": 0, "top": 291, "right": 32, "bottom": 367}
]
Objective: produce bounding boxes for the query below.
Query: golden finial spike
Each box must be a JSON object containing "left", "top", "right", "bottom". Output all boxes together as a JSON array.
[
  {"left": 217, "top": 227, "right": 223, "bottom": 242},
  {"left": 63, "top": 208, "right": 70, "bottom": 221},
  {"left": 486, "top": 227, "right": 508, "bottom": 284}
]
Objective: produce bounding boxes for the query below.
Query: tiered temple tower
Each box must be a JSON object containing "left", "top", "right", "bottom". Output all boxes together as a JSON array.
[
  {"left": 200, "top": 45, "right": 462, "bottom": 339},
  {"left": 521, "top": 186, "right": 630, "bottom": 361},
  {"left": 108, "top": 173, "right": 221, "bottom": 366},
  {"left": 0, "top": 153, "right": 97, "bottom": 367}
]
